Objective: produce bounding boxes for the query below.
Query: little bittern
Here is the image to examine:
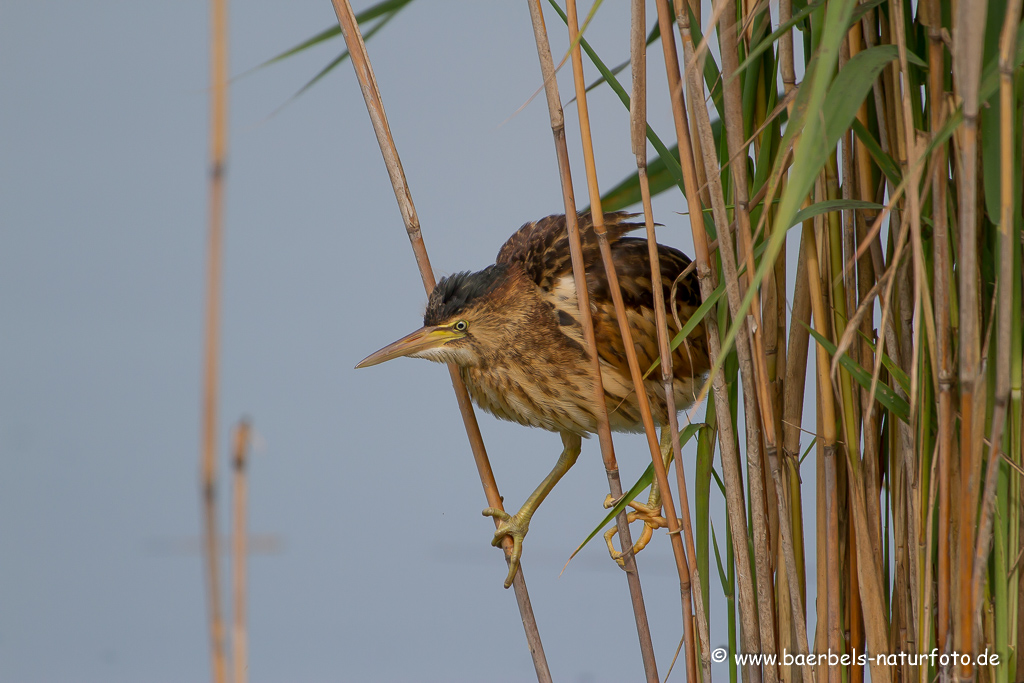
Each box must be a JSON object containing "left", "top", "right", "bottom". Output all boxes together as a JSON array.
[{"left": 357, "top": 211, "right": 709, "bottom": 587}]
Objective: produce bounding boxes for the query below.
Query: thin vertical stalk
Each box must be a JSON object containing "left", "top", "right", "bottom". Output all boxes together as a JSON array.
[
  {"left": 972, "top": 0, "right": 1023, "bottom": 655},
  {"left": 564, "top": 1, "right": 697, "bottom": 680},
  {"left": 813, "top": 342, "right": 827, "bottom": 683},
  {"left": 651, "top": 3, "right": 715, "bottom": 679},
  {"left": 847, "top": 23, "right": 884, "bottom": 656},
  {"left": 672, "top": 3, "right": 762, "bottom": 679},
  {"left": 890, "top": 6, "right": 927, "bottom": 663},
  {"left": 924, "top": 0, "right": 952, "bottom": 655},
  {"left": 919, "top": 443, "right": 940, "bottom": 683},
  {"left": 525, "top": 2, "right": 659, "bottom": 679},
  {"left": 329, "top": 3, "right": 552, "bottom": 680},
  {"left": 782, "top": 226, "right": 812, "bottom": 585},
  {"left": 803, "top": 214, "right": 843, "bottom": 683},
  {"left": 778, "top": 15, "right": 811, "bottom": 671},
  {"left": 717, "top": 2, "right": 780, "bottom": 676},
  {"left": 997, "top": 4, "right": 1023, "bottom": 675},
  {"left": 202, "top": 0, "right": 229, "bottom": 678},
  {"left": 840, "top": 114, "right": 864, "bottom": 683},
  {"left": 231, "top": 419, "right": 252, "bottom": 683},
  {"left": 952, "top": 0, "right": 988, "bottom": 673},
  {"left": 826, "top": 211, "right": 896, "bottom": 683},
  {"left": 847, "top": 27, "right": 886, "bottom": 589},
  {"left": 779, "top": 0, "right": 795, "bottom": 97},
  {"left": 628, "top": 1, "right": 705, "bottom": 680},
  {"left": 860, "top": 14, "right": 917, "bottom": 670}
]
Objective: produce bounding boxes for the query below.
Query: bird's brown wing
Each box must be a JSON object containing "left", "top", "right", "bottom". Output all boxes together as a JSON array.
[
  {"left": 587, "top": 237, "right": 709, "bottom": 396},
  {"left": 497, "top": 212, "right": 708, "bottom": 422},
  {"left": 495, "top": 212, "right": 644, "bottom": 291}
]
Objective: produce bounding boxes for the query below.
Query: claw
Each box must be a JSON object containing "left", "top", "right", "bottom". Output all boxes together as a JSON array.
[
  {"left": 603, "top": 493, "right": 626, "bottom": 510},
  {"left": 483, "top": 507, "right": 530, "bottom": 588},
  {"left": 603, "top": 500, "right": 673, "bottom": 567}
]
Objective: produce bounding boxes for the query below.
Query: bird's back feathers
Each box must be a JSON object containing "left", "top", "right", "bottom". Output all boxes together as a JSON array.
[
  {"left": 496, "top": 211, "right": 701, "bottom": 310},
  {"left": 495, "top": 212, "right": 642, "bottom": 292},
  {"left": 490, "top": 211, "right": 710, "bottom": 430}
]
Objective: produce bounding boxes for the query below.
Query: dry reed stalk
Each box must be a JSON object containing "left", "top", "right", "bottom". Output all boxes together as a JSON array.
[
  {"left": 844, "top": 17, "right": 923, "bottom": 666},
  {"left": 1018, "top": 425, "right": 1024, "bottom": 683},
  {"left": 952, "top": 1, "right": 988, "bottom": 674},
  {"left": 671, "top": 4, "right": 762, "bottom": 680},
  {"left": 824, "top": 171, "right": 894, "bottom": 682},
  {"left": 803, "top": 213, "right": 843, "bottom": 683},
  {"left": 845, "top": 30, "right": 886, "bottom": 583},
  {"left": 919, "top": 441, "right": 940, "bottom": 683},
  {"left": 524, "top": 2, "right": 659, "bottom": 679},
  {"left": 827, "top": 253, "right": 894, "bottom": 683},
  {"left": 328, "top": 2, "right": 551, "bottom": 679},
  {"left": 231, "top": 419, "right": 252, "bottom": 683},
  {"left": 843, "top": 156, "right": 916, "bottom": 675},
  {"left": 880, "top": 52, "right": 916, "bottom": 608},
  {"left": 202, "top": 0, "right": 229, "bottom": 678},
  {"left": 852, "top": 228, "right": 886, "bottom": 683},
  {"left": 778, "top": 0, "right": 795, "bottom": 96},
  {"left": 846, "top": 22, "right": 885, "bottom": 608},
  {"left": 760, "top": 269, "right": 815, "bottom": 683},
  {"left": 838, "top": 101, "right": 864, "bottom": 683},
  {"left": 776, "top": 17, "right": 811, "bottom": 677},
  {"left": 564, "top": 1, "right": 698, "bottom": 679},
  {"left": 972, "top": 0, "right": 1023, "bottom": 657},
  {"left": 860, "top": 19, "right": 916, "bottom": 529},
  {"left": 781, "top": 216, "right": 814, "bottom": 680},
  {"left": 923, "top": 0, "right": 952, "bottom": 654},
  {"left": 767, "top": 295, "right": 786, "bottom": 588},
  {"left": 649, "top": 3, "right": 715, "bottom": 678},
  {"left": 889, "top": 11, "right": 929, "bottom": 667},
  {"left": 627, "top": 0, "right": 694, "bottom": 670},
  {"left": 678, "top": 0, "right": 711, "bottom": 213},
  {"left": 813, "top": 368, "right": 826, "bottom": 683},
  {"left": 715, "top": 3, "right": 780, "bottom": 676},
  {"left": 628, "top": 2, "right": 709, "bottom": 681}
]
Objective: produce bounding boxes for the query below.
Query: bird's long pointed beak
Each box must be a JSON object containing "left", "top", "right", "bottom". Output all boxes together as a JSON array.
[{"left": 355, "top": 325, "right": 455, "bottom": 368}]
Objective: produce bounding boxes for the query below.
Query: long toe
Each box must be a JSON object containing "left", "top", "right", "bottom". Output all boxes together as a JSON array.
[
  {"left": 482, "top": 507, "right": 532, "bottom": 588},
  {"left": 627, "top": 501, "right": 666, "bottom": 527}
]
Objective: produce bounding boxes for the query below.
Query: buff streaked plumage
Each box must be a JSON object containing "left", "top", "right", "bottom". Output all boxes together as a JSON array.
[
  {"left": 422, "top": 211, "right": 709, "bottom": 434},
  {"left": 356, "top": 211, "right": 710, "bottom": 587}
]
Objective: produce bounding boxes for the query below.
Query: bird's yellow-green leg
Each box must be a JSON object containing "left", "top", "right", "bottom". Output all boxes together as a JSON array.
[
  {"left": 603, "top": 427, "right": 674, "bottom": 566},
  {"left": 483, "top": 432, "right": 582, "bottom": 588}
]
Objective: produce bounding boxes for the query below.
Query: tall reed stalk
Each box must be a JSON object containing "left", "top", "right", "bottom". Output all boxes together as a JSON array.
[
  {"left": 525, "top": 1, "right": 661, "bottom": 679},
  {"left": 230, "top": 420, "right": 252, "bottom": 683},
  {"left": 201, "top": 0, "right": 229, "bottom": 679},
  {"left": 328, "top": 1, "right": 553, "bottom": 679}
]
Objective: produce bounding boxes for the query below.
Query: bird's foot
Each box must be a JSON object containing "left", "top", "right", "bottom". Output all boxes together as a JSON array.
[
  {"left": 482, "top": 507, "right": 531, "bottom": 589},
  {"left": 602, "top": 498, "right": 669, "bottom": 568}
]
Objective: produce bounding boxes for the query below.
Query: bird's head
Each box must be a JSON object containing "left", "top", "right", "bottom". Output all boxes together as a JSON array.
[{"left": 355, "top": 264, "right": 515, "bottom": 369}]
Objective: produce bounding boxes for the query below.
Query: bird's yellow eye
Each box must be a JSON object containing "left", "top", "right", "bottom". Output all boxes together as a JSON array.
[{"left": 453, "top": 320, "right": 468, "bottom": 332}]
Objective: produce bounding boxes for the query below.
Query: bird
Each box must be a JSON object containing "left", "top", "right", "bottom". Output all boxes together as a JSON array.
[{"left": 356, "top": 211, "right": 710, "bottom": 588}]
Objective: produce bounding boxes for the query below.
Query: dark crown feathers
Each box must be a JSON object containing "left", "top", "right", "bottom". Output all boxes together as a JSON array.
[{"left": 424, "top": 263, "right": 508, "bottom": 326}]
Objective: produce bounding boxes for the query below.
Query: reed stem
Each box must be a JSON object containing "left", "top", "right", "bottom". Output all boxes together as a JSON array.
[
  {"left": 525, "top": 2, "right": 659, "bottom": 678},
  {"left": 330, "top": 2, "right": 551, "bottom": 678},
  {"left": 231, "top": 420, "right": 251, "bottom": 683},
  {"left": 202, "top": 0, "right": 229, "bottom": 678}
]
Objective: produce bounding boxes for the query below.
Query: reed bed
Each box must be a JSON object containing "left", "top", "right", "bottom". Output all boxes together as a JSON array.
[{"left": 266, "top": 0, "right": 1024, "bottom": 680}]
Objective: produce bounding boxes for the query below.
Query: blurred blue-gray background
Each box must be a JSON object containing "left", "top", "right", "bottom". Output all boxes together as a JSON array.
[{"left": 0, "top": 2, "right": 812, "bottom": 681}]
